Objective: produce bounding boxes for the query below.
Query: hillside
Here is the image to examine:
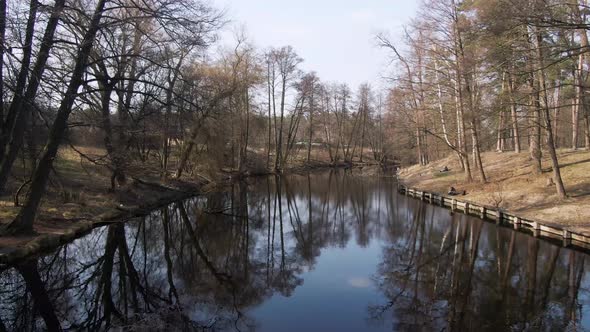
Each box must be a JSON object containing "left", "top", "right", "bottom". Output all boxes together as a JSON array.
[{"left": 398, "top": 149, "right": 590, "bottom": 234}]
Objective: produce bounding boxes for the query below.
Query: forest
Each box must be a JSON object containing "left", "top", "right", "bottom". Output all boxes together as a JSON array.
[
  {"left": 2, "top": 0, "right": 590, "bottom": 331},
  {"left": 383, "top": 0, "right": 590, "bottom": 202},
  {"left": 0, "top": 0, "right": 394, "bottom": 237},
  {"left": 0, "top": 0, "right": 589, "bottom": 236}
]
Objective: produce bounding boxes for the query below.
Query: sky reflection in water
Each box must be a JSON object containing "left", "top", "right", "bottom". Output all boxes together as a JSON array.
[{"left": 0, "top": 170, "right": 589, "bottom": 331}]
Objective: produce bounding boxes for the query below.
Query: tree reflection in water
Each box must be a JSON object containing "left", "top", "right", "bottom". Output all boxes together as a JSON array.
[
  {"left": 371, "top": 197, "right": 588, "bottom": 331},
  {"left": 0, "top": 171, "right": 588, "bottom": 331}
]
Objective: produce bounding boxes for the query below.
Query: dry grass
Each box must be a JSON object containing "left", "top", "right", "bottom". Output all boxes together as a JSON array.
[
  {"left": 2, "top": 147, "right": 118, "bottom": 220},
  {"left": 0, "top": 145, "right": 205, "bottom": 250},
  {"left": 399, "top": 149, "right": 590, "bottom": 234},
  {"left": 0, "top": 144, "right": 367, "bottom": 251}
]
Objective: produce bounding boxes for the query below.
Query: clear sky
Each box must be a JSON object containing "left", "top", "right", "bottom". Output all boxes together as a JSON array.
[{"left": 211, "top": 0, "right": 419, "bottom": 90}]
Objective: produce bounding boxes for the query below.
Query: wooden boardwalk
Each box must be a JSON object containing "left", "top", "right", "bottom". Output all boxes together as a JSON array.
[{"left": 398, "top": 184, "right": 590, "bottom": 251}]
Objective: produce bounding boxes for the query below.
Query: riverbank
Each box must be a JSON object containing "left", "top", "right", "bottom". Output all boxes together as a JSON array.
[
  {"left": 0, "top": 146, "right": 358, "bottom": 264},
  {"left": 0, "top": 146, "right": 213, "bottom": 264},
  {"left": 398, "top": 149, "right": 590, "bottom": 234}
]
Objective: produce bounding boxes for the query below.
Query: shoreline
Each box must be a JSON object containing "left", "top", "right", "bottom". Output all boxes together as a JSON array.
[
  {"left": 398, "top": 184, "right": 590, "bottom": 253},
  {"left": 397, "top": 149, "right": 590, "bottom": 235},
  {"left": 0, "top": 179, "right": 203, "bottom": 265},
  {"left": 0, "top": 162, "right": 363, "bottom": 266}
]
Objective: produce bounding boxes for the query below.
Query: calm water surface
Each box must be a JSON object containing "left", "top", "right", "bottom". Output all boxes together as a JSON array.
[{"left": 1, "top": 171, "right": 589, "bottom": 331}]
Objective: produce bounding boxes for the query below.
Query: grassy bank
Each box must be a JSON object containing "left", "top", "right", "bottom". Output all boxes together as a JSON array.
[
  {"left": 0, "top": 145, "right": 212, "bottom": 262},
  {"left": 0, "top": 145, "right": 363, "bottom": 263},
  {"left": 398, "top": 149, "right": 590, "bottom": 234}
]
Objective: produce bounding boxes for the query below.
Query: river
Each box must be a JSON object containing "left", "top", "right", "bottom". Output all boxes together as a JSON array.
[{"left": 0, "top": 170, "right": 588, "bottom": 331}]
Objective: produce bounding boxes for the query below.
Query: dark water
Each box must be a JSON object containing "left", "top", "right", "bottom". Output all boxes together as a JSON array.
[{"left": 1, "top": 171, "right": 589, "bottom": 331}]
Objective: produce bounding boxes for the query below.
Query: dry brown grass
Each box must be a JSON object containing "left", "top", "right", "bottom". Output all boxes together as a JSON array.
[
  {"left": 0, "top": 145, "right": 205, "bottom": 250},
  {"left": 399, "top": 149, "right": 590, "bottom": 234},
  {"left": 0, "top": 144, "right": 368, "bottom": 251}
]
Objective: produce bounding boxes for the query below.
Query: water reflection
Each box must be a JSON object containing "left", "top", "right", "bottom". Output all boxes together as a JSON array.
[{"left": 0, "top": 171, "right": 588, "bottom": 331}]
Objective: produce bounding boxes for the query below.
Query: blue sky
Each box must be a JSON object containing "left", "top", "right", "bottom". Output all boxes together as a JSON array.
[{"left": 211, "top": 0, "right": 419, "bottom": 89}]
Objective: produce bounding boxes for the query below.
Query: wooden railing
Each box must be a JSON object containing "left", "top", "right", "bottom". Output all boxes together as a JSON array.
[{"left": 398, "top": 184, "right": 589, "bottom": 250}]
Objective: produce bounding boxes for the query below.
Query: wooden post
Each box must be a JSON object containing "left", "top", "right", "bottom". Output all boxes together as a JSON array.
[
  {"left": 451, "top": 199, "right": 456, "bottom": 212},
  {"left": 496, "top": 210, "right": 503, "bottom": 225},
  {"left": 464, "top": 202, "right": 470, "bottom": 214},
  {"left": 480, "top": 206, "right": 485, "bottom": 219},
  {"left": 513, "top": 216, "right": 521, "bottom": 230},
  {"left": 532, "top": 221, "right": 540, "bottom": 237},
  {"left": 563, "top": 229, "right": 572, "bottom": 247}
]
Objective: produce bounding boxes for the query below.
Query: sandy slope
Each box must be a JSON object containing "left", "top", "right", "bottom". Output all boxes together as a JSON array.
[{"left": 398, "top": 149, "right": 590, "bottom": 234}]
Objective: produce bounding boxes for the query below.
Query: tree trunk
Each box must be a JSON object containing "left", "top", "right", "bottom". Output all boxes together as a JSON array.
[
  {"left": 572, "top": 0, "right": 589, "bottom": 149},
  {"left": 553, "top": 80, "right": 561, "bottom": 148},
  {"left": 1, "top": 0, "right": 108, "bottom": 235},
  {"left": 307, "top": 82, "right": 314, "bottom": 163},
  {"left": 175, "top": 87, "right": 237, "bottom": 178},
  {"left": 239, "top": 88, "right": 251, "bottom": 173},
  {"left": 471, "top": 119, "right": 487, "bottom": 183},
  {"left": 585, "top": 111, "right": 590, "bottom": 149},
  {"left": 275, "top": 78, "right": 286, "bottom": 171},
  {"left": 496, "top": 106, "right": 505, "bottom": 152},
  {"left": 0, "top": 0, "right": 6, "bottom": 125},
  {"left": 528, "top": 66, "right": 543, "bottom": 175},
  {"left": 453, "top": 81, "right": 466, "bottom": 172},
  {"left": 360, "top": 103, "right": 367, "bottom": 163},
  {"left": 0, "top": 0, "right": 67, "bottom": 193},
  {"left": 161, "top": 52, "right": 185, "bottom": 177},
  {"left": 572, "top": 97, "right": 579, "bottom": 149},
  {"left": 507, "top": 71, "right": 521, "bottom": 153},
  {"left": 96, "top": 77, "right": 123, "bottom": 191},
  {"left": 535, "top": 26, "right": 567, "bottom": 198},
  {"left": 16, "top": 260, "right": 62, "bottom": 331},
  {"left": 0, "top": 0, "right": 38, "bottom": 151},
  {"left": 450, "top": 0, "right": 472, "bottom": 181},
  {"left": 266, "top": 60, "right": 273, "bottom": 169}
]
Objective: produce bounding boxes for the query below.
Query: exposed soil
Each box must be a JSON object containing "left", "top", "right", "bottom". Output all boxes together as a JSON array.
[
  {"left": 0, "top": 146, "right": 209, "bottom": 262},
  {"left": 0, "top": 145, "right": 363, "bottom": 263},
  {"left": 398, "top": 149, "right": 590, "bottom": 234}
]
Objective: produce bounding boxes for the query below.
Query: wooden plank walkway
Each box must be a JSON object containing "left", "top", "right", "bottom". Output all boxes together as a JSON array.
[{"left": 398, "top": 184, "right": 590, "bottom": 250}]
